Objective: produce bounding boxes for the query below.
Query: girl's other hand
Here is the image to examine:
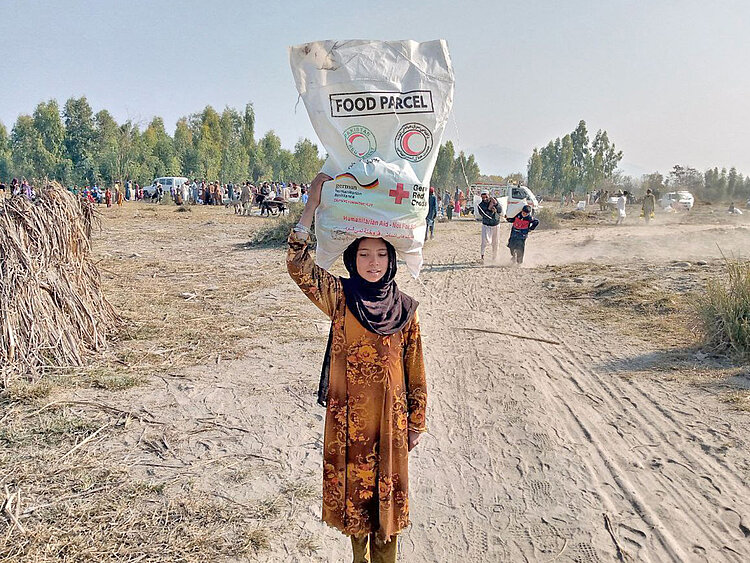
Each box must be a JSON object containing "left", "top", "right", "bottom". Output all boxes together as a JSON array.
[{"left": 408, "top": 430, "right": 421, "bottom": 451}]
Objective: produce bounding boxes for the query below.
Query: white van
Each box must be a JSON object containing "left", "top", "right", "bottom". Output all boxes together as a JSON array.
[
  {"left": 143, "top": 177, "right": 188, "bottom": 198},
  {"left": 468, "top": 184, "right": 539, "bottom": 221},
  {"left": 660, "top": 191, "right": 694, "bottom": 211}
]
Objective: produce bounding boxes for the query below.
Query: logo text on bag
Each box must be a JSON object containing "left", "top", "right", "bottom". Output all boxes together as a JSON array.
[
  {"left": 343, "top": 126, "right": 377, "bottom": 158},
  {"left": 395, "top": 123, "right": 433, "bottom": 162},
  {"left": 330, "top": 90, "right": 434, "bottom": 117}
]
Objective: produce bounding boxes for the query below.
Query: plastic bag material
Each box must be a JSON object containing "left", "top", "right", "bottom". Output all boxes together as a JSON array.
[{"left": 289, "top": 39, "right": 454, "bottom": 277}]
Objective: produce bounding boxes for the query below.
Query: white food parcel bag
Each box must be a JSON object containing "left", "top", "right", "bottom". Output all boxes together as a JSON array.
[{"left": 289, "top": 39, "right": 454, "bottom": 277}]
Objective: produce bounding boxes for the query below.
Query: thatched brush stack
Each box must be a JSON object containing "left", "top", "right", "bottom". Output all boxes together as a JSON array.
[{"left": 0, "top": 184, "right": 120, "bottom": 384}]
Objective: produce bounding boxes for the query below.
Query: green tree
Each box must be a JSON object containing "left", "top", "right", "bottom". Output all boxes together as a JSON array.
[
  {"left": 218, "top": 107, "right": 246, "bottom": 182},
  {"left": 241, "top": 102, "right": 256, "bottom": 152},
  {"left": 717, "top": 167, "right": 728, "bottom": 200},
  {"left": 294, "top": 138, "right": 323, "bottom": 183},
  {"left": 641, "top": 172, "right": 665, "bottom": 196},
  {"left": 145, "top": 117, "right": 178, "bottom": 175},
  {"left": 452, "top": 151, "right": 468, "bottom": 188},
  {"left": 464, "top": 154, "right": 481, "bottom": 185},
  {"left": 668, "top": 165, "right": 703, "bottom": 195},
  {"left": 451, "top": 151, "right": 481, "bottom": 187},
  {"left": 248, "top": 143, "right": 270, "bottom": 182},
  {"left": 174, "top": 118, "right": 197, "bottom": 177},
  {"left": 275, "top": 148, "right": 298, "bottom": 181},
  {"left": 195, "top": 106, "right": 222, "bottom": 179},
  {"left": 33, "top": 100, "right": 66, "bottom": 179},
  {"left": 530, "top": 122, "right": 624, "bottom": 195},
  {"left": 0, "top": 122, "right": 11, "bottom": 180},
  {"left": 431, "top": 141, "right": 455, "bottom": 189},
  {"left": 63, "top": 96, "right": 97, "bottom": 183},
  {"left": 539, "top": 141, "right": 557, "bottom": 194},
  {"left": 527, "top": 148, "right": 543, "bottom": 192},
  {"left": 570, "top": 120, "right": 590, "bottom": 189},
  {"left": 704, "top": 167, "right": 718, "bottom": 199},
  {"left": 219, "top": 107, "right": 243, "bottom": 147},
  {"left": 592, "top": 130, "right": 623, "bottom": 178},
  {"left": 560, "top": 134, "right": 576, "bottom": 194},
  {"left": 727, "top": 167, "right": 739, "bottom": 199},
  {"left": 114, "top": 121, "right": 142, "bottom": 184},
  {"left": 221, "top": 137, "right": 248, "bottom": 183},
  {"left": 11, "top": 115, "right": 43, "bottom": 179},
  {"left": 259, "top": 130, "right": 282, "bottom": 175},
  {"left": 93, "top": 109, "right": 120, "bottom": 184}
]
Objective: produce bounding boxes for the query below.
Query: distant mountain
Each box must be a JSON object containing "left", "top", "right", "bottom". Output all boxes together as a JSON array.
[{"left": 468, "top": 144, "right": 529, "bottom": 176}]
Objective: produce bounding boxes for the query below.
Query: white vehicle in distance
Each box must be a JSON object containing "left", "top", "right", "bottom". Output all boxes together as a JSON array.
[
  {"left": 143, "top": 176, "right": 188, "bottom": 198},
  {"left": 468, "top": 184, "right": 539, "bottom": 221},
  {"left": 660, "top": 191, "right": 694, "bottom": 211}
]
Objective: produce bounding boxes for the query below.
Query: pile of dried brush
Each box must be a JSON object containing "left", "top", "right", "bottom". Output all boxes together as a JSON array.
[{"left": 0, "top": 183, "right": 120, "bottom": 384}]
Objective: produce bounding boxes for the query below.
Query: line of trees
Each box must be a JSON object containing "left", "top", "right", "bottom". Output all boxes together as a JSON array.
[
  {"left": 643, "top": 165, "right": 750, "bottom": 202},
  {"left": 430, "top": 140, "right": 482, "bottom": 190},
  {"left": 0, "top": 98, "right": 325, "bottom": 187},
  {"left": 527, "top": 120, "right": 623, "bottom": 196}
]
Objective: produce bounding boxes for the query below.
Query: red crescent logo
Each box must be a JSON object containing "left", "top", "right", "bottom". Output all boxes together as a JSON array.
[
  {"left": 401, "top": 131, "right": 424, "bottom": 156},
  {"left": 348, "top": 133, "right": 366, "bottom": 143}
]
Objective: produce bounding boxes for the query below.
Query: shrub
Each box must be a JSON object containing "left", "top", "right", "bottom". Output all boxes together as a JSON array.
[
  {"left": 696, "top": 259, "right": 750, "bottom": 361},
  {"left": 535, "top": 207, "right": 561, "bottom": 230},
  {"left": 250, "top": 203, "right": 305, "bottom": 245}
]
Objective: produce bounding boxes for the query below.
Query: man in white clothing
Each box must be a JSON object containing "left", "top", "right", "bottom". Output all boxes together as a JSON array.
[
  {"left": 616, "top": 190, "right": 627, "bottom": 225},
  {"left": 477, "top": 190, "right": 503, "bottom": 261}
]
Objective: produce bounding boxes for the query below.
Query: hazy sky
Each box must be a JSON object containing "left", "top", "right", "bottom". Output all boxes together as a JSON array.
[{"left": 1, "top": 0, "right": 748, "bottom": 176}]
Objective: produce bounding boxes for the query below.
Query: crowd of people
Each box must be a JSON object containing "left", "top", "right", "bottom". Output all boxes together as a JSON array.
[
  {"left": 142, "top": 179, "right": 310, "bottom": 208},
  {"left": 0, "top": 177, "right": 312, "bottom": 211},
  {"left": 0, "top": 178, "right": 36, "bottom": 199}
]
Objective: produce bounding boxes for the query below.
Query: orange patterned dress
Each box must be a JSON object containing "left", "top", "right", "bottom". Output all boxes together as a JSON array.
[{"left": 287, "top": 236, "right": 427, "bottom": 541}]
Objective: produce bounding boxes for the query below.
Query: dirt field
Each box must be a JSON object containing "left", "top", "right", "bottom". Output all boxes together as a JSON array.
[{"left": 2, "top": 202, "right": 750, "bottom": 562}]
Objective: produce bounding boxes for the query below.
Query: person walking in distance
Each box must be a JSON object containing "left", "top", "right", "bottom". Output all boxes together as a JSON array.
[
  {"left": 444, "top": 190, "right": 453, "bottom": 220},
  {"left": 425, "top": 187, "right": 438, "bottom": 241},
  {"left": 600, "top": 190, "right": 609, "bottom": 212},
  {"left": 477, "top": 190, "right": 503, "bottom": 262},
  {"left": 506, "top": 205, "right": 539, "bottom": 265},
  {"left": 616, "top": 190, "right": 627, "bottom": 225},
  {"left": 642, "top": 189, "right": 656, "bottom": 224}
]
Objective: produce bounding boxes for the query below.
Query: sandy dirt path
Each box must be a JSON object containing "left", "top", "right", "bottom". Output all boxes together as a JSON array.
[
  {"left": 90, "top": 209, "right": 750, "bottom": 562},
  {"left": 399, "top": 233, "right": 750, "bottom": 563}
]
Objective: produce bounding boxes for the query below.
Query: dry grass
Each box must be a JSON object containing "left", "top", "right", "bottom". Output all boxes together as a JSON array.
[
  {"left": 0, "top": 203, "right": 313, "bottom": 561},
  {"left": 543, "top": 262, "right": 695, "bottom": 345},
  {"left": 535, "top": 207, "right": 561, "bottom": 230},
  {"left": 0, "top": 183, "right": 121, "bottom": 385},
  {"left": 696, "top": 259, "right": 750, "bottom": 362},
  {"left": 0, "top": 399, "right": 278, "bottom": 562},
  {"left": 720, "top": 389, "right": 750, "bottom": 412},
  {"left": 297, "top": 536, "right": 321, "bottom": 555},
  {"left": 249, "top": 202, "right": 304, "bottom": 245}
]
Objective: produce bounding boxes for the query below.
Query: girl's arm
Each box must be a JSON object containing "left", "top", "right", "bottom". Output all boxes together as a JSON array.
[
  {"left": 287, "top": 234, "right": 340, "bottom": 319},
  {"left": 404, "top": 311, "right": 427, "bottom": 450},
  {"left": 298, "top": 172, "right": 332, "bottom": 230}
]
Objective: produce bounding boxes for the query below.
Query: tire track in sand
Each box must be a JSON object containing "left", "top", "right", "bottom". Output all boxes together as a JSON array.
[{"left": 397, "top": 239, "right": 750, "bottom": 562}]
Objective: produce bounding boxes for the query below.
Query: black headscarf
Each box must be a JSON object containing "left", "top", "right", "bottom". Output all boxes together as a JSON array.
[{"left": 317, "top": 238, "right": 418, "bottom": 406}]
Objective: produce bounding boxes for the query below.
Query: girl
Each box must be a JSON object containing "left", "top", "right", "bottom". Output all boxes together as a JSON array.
[{"left": 287, "top": 173, "right": 427, "bottom": 563}]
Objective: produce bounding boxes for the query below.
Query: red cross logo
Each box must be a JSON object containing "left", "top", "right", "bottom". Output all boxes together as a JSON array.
[{"left": 389, "top": 183, "right": 410, "bottom": 205}]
